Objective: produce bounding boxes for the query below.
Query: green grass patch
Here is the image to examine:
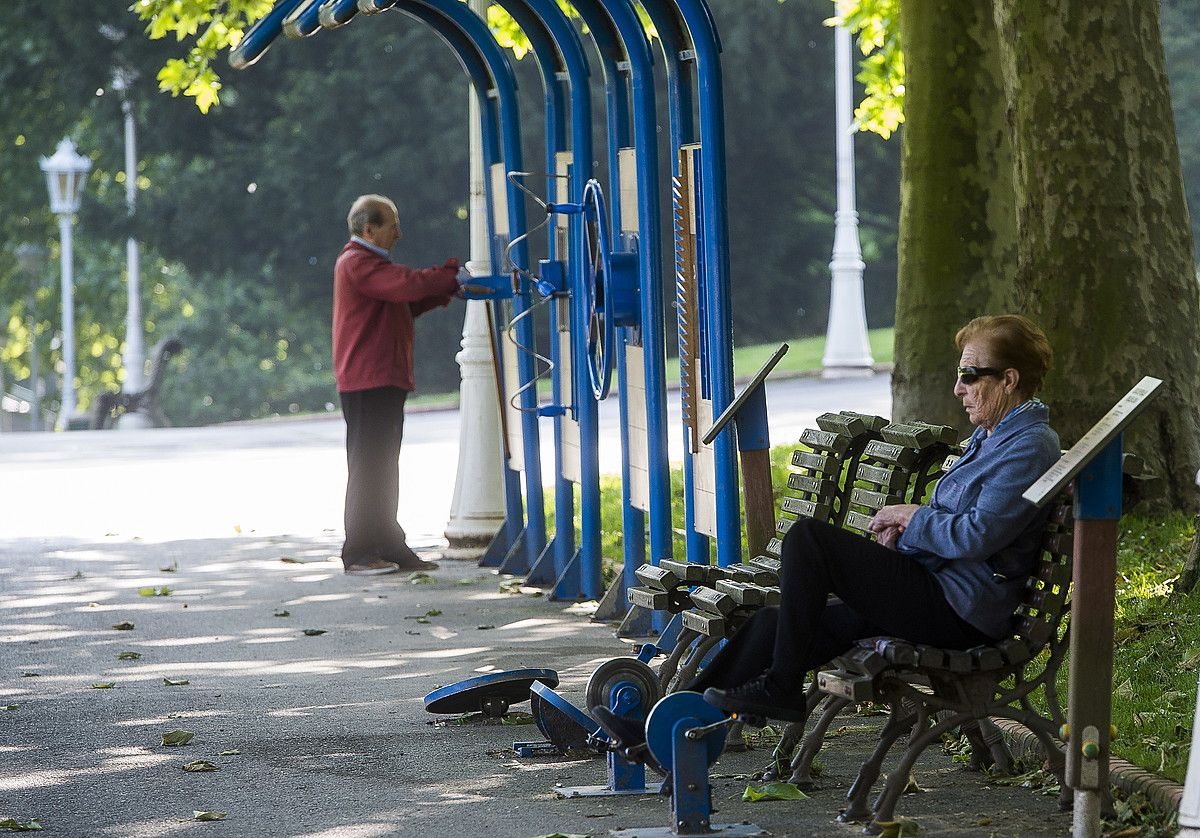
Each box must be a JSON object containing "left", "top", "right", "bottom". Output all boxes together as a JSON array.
[{"left": 1086, "top": 512, "right": 1198, "bottom": 782}]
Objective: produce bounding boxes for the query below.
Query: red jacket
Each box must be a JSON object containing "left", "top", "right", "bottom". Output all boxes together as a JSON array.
[{"left": 332, "top": 241, "right": 459, "bottom": 393}]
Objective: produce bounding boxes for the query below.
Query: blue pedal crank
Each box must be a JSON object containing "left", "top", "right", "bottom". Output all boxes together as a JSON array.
[
  {"left": 612, "top": 691, "right": 764, "bottom": 837},
  {"left": 423, "top": 668, "right": 558, "bottom": 717},
  {"left": 554, "top": 657, "right": 663, "bottom": 798}
]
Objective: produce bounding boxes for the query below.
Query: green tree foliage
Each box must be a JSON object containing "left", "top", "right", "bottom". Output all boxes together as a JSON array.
[{"left": 827, "top": 0, "right": 903, "bottom": 137}]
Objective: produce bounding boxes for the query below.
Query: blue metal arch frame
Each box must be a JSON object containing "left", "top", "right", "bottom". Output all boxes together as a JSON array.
[
  {"left": 231, "top": 0, "right": 548, "bottom": 574},
  {"left": 637, "top": 0, "right": 739, "bottom": 568},
  {"left": 488, "top": 0, "right": 600, "bottom": 601},
  {"left": 568, "top": 0, "right": 671, "bottom": 628}
]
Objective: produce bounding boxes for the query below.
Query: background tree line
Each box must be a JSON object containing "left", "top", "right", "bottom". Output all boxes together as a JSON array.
[
  {"left": 1, "top": 1, "right": 1198, "bottom": 493},
  {"left": 0, "top": 0, "right": 891, "bottom": 426}
]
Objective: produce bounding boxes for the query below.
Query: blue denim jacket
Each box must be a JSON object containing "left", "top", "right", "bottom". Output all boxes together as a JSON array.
[{"left": 896, "top": 400, "right": 1061, "bottom": 639}]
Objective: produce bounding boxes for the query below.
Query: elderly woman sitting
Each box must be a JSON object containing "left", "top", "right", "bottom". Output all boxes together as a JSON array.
[{"left": 690, "top": 313, "right": 1061, "bottom": 722}]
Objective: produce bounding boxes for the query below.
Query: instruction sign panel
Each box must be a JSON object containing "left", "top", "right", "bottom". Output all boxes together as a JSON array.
[{"left": 1022, "top": 376, "right": 1164, "bottom": 507}]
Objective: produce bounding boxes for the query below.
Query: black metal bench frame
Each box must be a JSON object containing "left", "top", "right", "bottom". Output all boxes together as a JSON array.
[{"left": 628, "top": 410, "right": 1081, "bottom": 832}]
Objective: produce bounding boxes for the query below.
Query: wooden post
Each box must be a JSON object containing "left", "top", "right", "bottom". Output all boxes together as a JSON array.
[
  {"left": 739, "top": 446, "right": 775, "bottom": 559},
  {"left": 1067, "top": 437, "right": 1123, "bottom": 838},
  {"left": 1021, "top": 378, "right": 1164, "bottom": 838}
]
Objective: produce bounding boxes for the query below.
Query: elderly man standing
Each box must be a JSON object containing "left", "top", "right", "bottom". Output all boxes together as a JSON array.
[{"left": 333, "top": 194, "right": 461, "bottom": 576}]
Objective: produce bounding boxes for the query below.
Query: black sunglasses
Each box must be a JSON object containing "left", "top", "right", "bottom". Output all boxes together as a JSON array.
[{"left": 957, "top": 365, "right": 1004, "bottom": 385}]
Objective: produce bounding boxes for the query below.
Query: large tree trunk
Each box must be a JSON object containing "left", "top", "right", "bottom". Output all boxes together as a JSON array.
[
  {"left": 991, "top": 0, "right": 1200, "bottom": 508},
  {"left": 894, "top": 0, "right": 1018, "bottom": 436}
]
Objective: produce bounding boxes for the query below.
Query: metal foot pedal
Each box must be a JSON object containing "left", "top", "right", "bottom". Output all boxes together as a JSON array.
[
  {"left": 423, "top": 668, "right": 559, "bottom": 717},
  {"left": 555, "top": 658, "right": 663, "bottom": 798},
  {"left": 525, "top": 681, "right": 606, "bottom": 756}
]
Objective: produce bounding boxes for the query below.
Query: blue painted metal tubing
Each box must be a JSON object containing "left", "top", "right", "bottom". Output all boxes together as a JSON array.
[
  {"left": 1075, "top": 435, "right": 1124, "bottom": 521},
  {"left": 573, "top": 0, "right": 671, "bottom": 624},
  {"left": 282, "top": 0, "right": 325, "bottom": 38},
  {"left": 318, "top": 0, "right": 359, "bottom": 28},
  {"left": 487, "top": 0, "right": 566, "bottom": 588},
  {"left": 605, "top": 0, "right": 672, "bottom": 583},
  {"left": 675, "top": 0, "right": 739, "bottom": 567},
  {"left": 396, "top": 0, "right": 547, "bottom": 572},
  {"left": 639, "top": 0, "right": 740, "bottom": 567},
  {"left": 229, "top": 0, "right": 309, "bottom": 69},
  {"left": 568, "top": 1, "right": 643, "bottom": 619},
  {"left": 492, "top": 0, "right": 593, "bottom": 595},
  {"left": 507, "top": 0, "right": 599, "bottom": 601}
]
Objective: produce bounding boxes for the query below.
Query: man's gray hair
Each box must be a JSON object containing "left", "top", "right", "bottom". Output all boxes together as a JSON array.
[{"left": 347, "top": 194, "right": 398, "bottom": 236}]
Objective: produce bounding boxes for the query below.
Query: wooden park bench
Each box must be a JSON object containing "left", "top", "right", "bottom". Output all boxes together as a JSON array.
[{"left": 625, "top": 409, "right": 1129, "bottom": 830}]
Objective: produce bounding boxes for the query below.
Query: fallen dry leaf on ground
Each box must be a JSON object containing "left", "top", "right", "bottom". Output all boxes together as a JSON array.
[
  {"left": 161, "top": 730, "right": 195, "bottom": 747},
  {"left": 193, "top": 811, "right": 226, "bottom": 821},
  {"left": 111, "top": 622, "right": 135, "bottom": 631},
  {"left": 182, "top": 760, "right": 219, "bottom": 772}
]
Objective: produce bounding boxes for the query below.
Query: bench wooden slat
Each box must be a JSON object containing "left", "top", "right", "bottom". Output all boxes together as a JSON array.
[{"left": 791, "top": 450, "right": 841, "bottom": 474}]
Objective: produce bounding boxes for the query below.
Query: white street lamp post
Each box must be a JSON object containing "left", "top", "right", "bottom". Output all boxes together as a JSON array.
[
  {"left": 39, "top": 138, "right": 91, "bottom": 430},
  {"left": 15, "top": 243, "right": 47, "bottom": 431},
  {"left": 112, "top": 68, "right": 146, "bottom": 398},
  {"left": 822, "top": 23, "right": 875, "bottom": 378},
  {"left": 443, "top": 0, "right": 506, "bottom": 558}
]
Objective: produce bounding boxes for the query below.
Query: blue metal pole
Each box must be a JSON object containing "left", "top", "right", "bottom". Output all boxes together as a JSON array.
[
  {"left": 571, "top": 0, "right": 671, "bottom": 615},
  {"left": 413, "top": 0, "right": 547, "bottom": 573},
  {"left": 481, "top": 1, "right": 565, "bottom": 584},
  {"left": 520, "top": 0, "right": 595, "bottom": 600},
  {"left": 671, "top": 0, "right": 739, "bottom": 567}
]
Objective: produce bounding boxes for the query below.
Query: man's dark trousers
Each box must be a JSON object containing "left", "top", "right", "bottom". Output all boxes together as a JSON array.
[{"left": 340, "top": 386, "right": 411, "bottom": 567}]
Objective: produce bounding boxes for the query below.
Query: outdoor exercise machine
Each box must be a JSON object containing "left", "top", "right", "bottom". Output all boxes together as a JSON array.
[
  {"left": 556, "top": 654, "right": 663, "bottom": 798},
  {"left": 233, "top": 0, "right": 548, "bottom": 575},
  {"left": 228, "top": 1, "right": 749, "bottom": 635}
]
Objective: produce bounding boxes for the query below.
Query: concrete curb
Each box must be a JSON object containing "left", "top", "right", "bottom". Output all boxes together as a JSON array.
[{"left": 991, "top": 717, "right": 1184, "bottom": 816}]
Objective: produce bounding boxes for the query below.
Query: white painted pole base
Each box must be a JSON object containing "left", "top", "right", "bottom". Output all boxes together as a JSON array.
[
  {"left": 1072, "top": 789, "right": 1101, "bottom": 838},
  {"left": 444, "top": 51, "right": 504, "bottom": 560},
  {"left": 1175, "top": 669, "right": 1200, "bottom": 835},
  {"left": 443, "top": 297, "right": 506, "bottom": 559}
]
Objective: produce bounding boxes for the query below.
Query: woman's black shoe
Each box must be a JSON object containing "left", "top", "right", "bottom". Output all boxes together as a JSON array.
[{"left": 703, "top": 674, "right": 807, "bottom": 722}]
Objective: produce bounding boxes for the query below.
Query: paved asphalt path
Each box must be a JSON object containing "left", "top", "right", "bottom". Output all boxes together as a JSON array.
[{"left": 0, "top": 373, "right": 1073, "bottom": 836}]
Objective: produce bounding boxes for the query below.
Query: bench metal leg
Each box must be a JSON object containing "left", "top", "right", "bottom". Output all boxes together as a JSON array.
[
  {"left": 839, "top": 701, "right": 919, "bottom": 824},
  {"left": 869, "top": 708, "right": 963, "bottom": 828},
  {"left": 656, "top": 628, "right": 699, "bottom": 693},
  {"left": 790, "top": 695, "right": 851, "bottom": 787},
  {"left": 763, "top": 720, "right": 804, "bottom": 781}
]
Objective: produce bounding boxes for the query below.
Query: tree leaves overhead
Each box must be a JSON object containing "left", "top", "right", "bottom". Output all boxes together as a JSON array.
[{"left": 827, "top": 0, "right": 904, "bottom": 138}]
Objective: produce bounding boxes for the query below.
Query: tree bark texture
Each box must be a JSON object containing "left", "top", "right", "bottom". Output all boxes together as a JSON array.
[
  {"left": 894, "top": 0, "right": 1018, "bottom": 436},
  {"left": 991, "top": 0, "right": 1200, "bottom": 508}
]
